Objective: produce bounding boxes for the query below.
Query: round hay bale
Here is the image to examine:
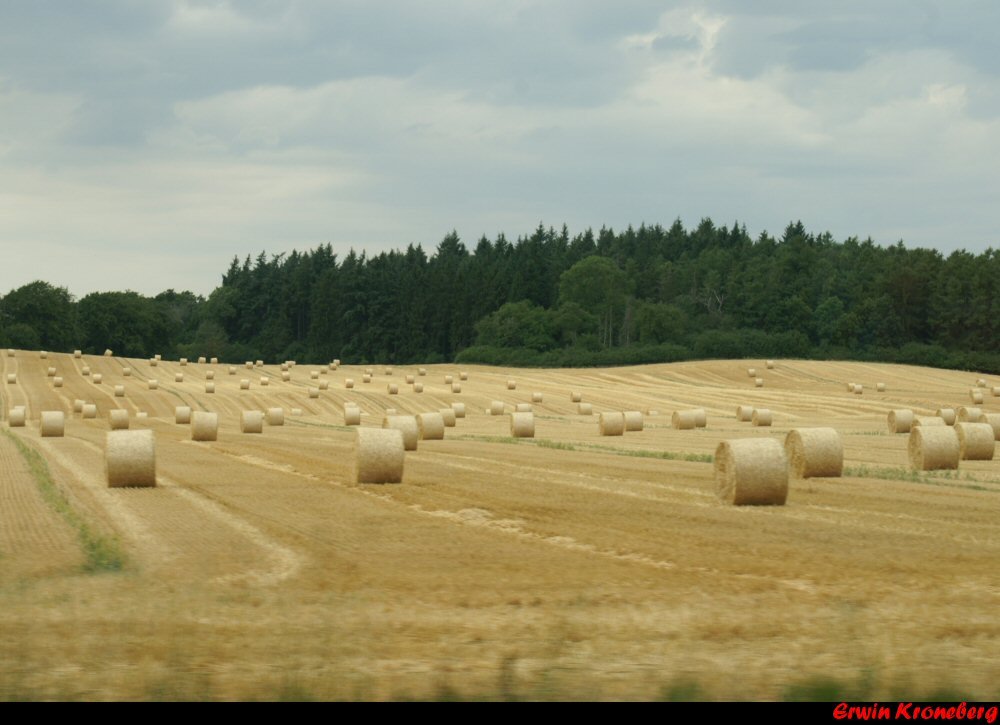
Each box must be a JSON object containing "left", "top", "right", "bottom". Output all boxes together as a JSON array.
[
  {"left": 570, "top": 391, "right": 582, "bottom": 403},
  {"left": 956, "top": 422, "right": 995, "bottom": 461},
  {"left": 992, "top": 386, "right": 1000, "bottom": 397},
  {"left": 451, "top": 383, "right": 462, "bottom": 393},
  {"left": 319, "top": 380, "right": 329, "bottom": 390},
  {"left": 210, "top": 357, "right": 218, "bottom": 365},
  {"left": 853, "top": 384, "right": 863, "bottom": 395},
  {"left": 150, "top": 358, "right": 158, "bottom": 367},
  {"left": 444, "top": 375, "right": 453, "bottom": 384},
  {"left": 105, "top": 430, "right": 156, "bottom": 488},
  {"left": 191, "top": 411, "right": 218, "bottom": 442},
  {"left": 82, "top": 404, "right": 97, "bottom": 420},
  {"left": 623, "top": 411, "right": 644, "bottom": 432},
  {"left": 979, "top": 413, "right": 1000, "bottom": 441},
  {"left": 123, "top": 368, "right": 132, "bottom": 377},
  {"left": 715, "top": 438, "right": 788, "bottom": 505},
  {"left": 908, "top": 426, "right": 960, "bottom": 471},
  {"left": 260, "top": 376, "right": 269, "bottom": 387},
  {"left": 936, "top": 408, "right": 957, "bottom": 425},
  {"left": 755, "top": 378, "right": 764, "bottom": 388},
  {"left": 355, "top": 428, "right": 405, "bottom": 484},
  {"left": 6, "top": 349, "right": 13, "bottom": 357},
  {"left": 418, "top": 368, "right": 426, "bottom": 376},
  {"left": 510, "top": 411, "right": 535, "bottom": 438},
  {"left": 736, "top": 405, "right": 753, "bottom": 422},
  {"left": 362, "top": 374, "right": 372, "bottom": 384},
  {"left": 846, "top": 382, "right": 855, "bottom": 393},
  {"left": 383, "top": 415, "right": 419, "bottom": 451},
  {"left": 531, "top": 392, "right": 543, "bottom": 403},
  {"left": 308, "top": 387, "right": 320, "bottom": 399},
  {"left": 282, "top": 372, "right": 291, "bottom": 382},
  {"left": 913, "top": 416, "right": 946, "bottom": 427},
  {"left": 239, "top": 379, "right": 250, "bottom": 390},
  {"left": 256, "top": 360, "right": 264, "bottom": 367},
  {"left": 766, "top": 360, "right": 775, "bottom": 369},
  {"left": 506, "top": 379, "right": 517, "bottom": 390},
  {"left": 385, "top": 368, "right": 393, "bottom": 376},
  {"left": 174, "top": 373, "right": 183, "bottom": 383},
  {"left": 155, "top": 355, "right": 162, "bottom": 361},
  {"left": 82, "top": 366, "right": 90, "bottom": 376},
  {"left": 405, "top": 374, "right": 414, "bottom": 384},
  {"left": 747, "top": 368, "right": 756, "bottom": 377},
  {"left": 197, "top": 357, "right": 207, "bottom": 365},
  {"left": 4, "top": 374, "right": 14, "bottom": 385},
  {"left": 672, "top": 410, "right": 696, "bottom": 430},
  {"left": 577, "top": 403, "right": 593, "bottom": 415},
  {"left": 245, "top": 361, "right": 253, "bottom": 369},
  {"left": 515, "top": 403, "right": 532, "bottom": 413},
  {"left": 40, "top": 411, "right": 65, "bottom": 437},
  {"left": 73, "top": 399, "right": 84, "bottom": 413},
  {"left": 40, "top": 351, "right": 48, "bottom": 359},
  {"left": 206, "top": 371, "right": 215, "bottom": 380},
  {"left": 958, "top": 406, "right": 983, "bottom": 423},
  {"left": 241, "top": 411, "right": 263, "bottom": 434},
  {"left": 114, "top": 385, "right": 125, "bottom": 397},
  {"left": 175, "top": 406, "right": 192, "bottom": 425},
  {"left": 9, "top": 408, "right": 26, "bottom": 427},
  {"left": 490, "top": 401, "right": 505, "bottom": 416},
  {"left": 365, "top": 367, "right": 373, "bottom": 375},
  {"left": 876, "top": 383, "right": 886, "bottom": 392},
  {"left": 970, "top": 389, "right": 984, "bottom": 404},
  {"left": 265, "top": 408, "right": 284, "bottom": 426},
  {"left": 413, "top": 383, "right": 423, "bottom": 393},
  {"left": 439, "top": 408, "right": 457, "bottom": 427},
  {"left": 752, "top": 409, "right": 772, "bottom": 427},
  {"left": 459, "top": 372, "right": 468, "bottom": 381},
  {"left": 417, "top": 412, "right": 445, "bottom": 440},
  {"left": 205, "top": 382, "right": 215, "bottom": 394},
  {"left": 228, "top": 366, "right": 236, "bottom": 375},
  {"left": 387, "top": 384, "right": 398, "bottom": 395},
  {"left": 74, "top": 350, "right": 82, "bottom": 358},
  {"left": 179, "top": 358, "right": 188, "bottom": 366},
  {"left": 46, "top": 367, "right": 56, "bottom": 377},
  {"left": 784, "top": 428, "right": 842, "bottom": 478},
  {"left": 599, "top": 412, "right": 625, "bottom": 436},
  {"left": 93, "top": 374, "right": 103, "bottom": 385},
  {"left": 888, "top": 409, "right": 914, "bottom": 434},
  {"left": 53, "top": 376, "right": 64, "bottom": 388},
  {"left": 280, "top": 363, "right": 289, "bottom": 372},
  {"left": 452, "top": 402, "right": 466, "bottom": 419},
  {"left": 692, "top": 408, "right": 707, "bottom": 428},
  {"left": 310, "top": 371, "right": 319, "bottom": 380},
  {"left": 977, "top": 378, "right": 987, "bottom": 388},
  {"left": 321, "top": 368, "right": 327, "bottom": 375},
  {"left": 344, "top": 406, "right": 361, "bottom": 426},
  {"left": 103, "top": 349, "right": 113, "bottom": 357},
  {"left": 345, "top": 378, "right": 355, "bottom": 389},
  {"left": 109, "top": 409, "right": 130, "bottom": 430}
]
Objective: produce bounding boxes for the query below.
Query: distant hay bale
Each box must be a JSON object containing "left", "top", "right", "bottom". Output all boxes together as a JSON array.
[
  {"left": 490, "top": 401, "right": 505, "bottom": 416},
  {"left": 227, "top": 366, "right": 236, "bottom": 375},
  {"left": 970, "top": 389, "right": 984, "bottom": 404},
  {"left": 93, "top": 374, "right": 103, "bottom": 385},
  {"left": 784, "top": 428, "right": 842, "bottom": 479},
  {"left": 444, "top": 375, "right": 453, "bottom": 384},
  {"left": 439, "top": 408, "right": 457, "bottom": 427},
  {"left": 6, "top": 349, "right": 13, "bottom": 357},
  {"left": 320, "top": 368, "right": 327, "bottom": 375},
  {"left": 876, "top": 383, "right": 886, "bottom": 392},
  {"left": 82, "top": 404, "right": 97, "bottom": 419},
  {"left": 577, "top": 403, "right": 593, "bottom": 415},
  {"left": 846, "top": 382, "right": 855, "bottom": 392},
  {"left": 736, "top": 405, "right": 753, "bottom": 422},
  {"left": 240, "top": 379, "right": 250, "bottom": 390},
  {"left": 515, "top": 403, "right": 532, "bottom": 413},
  {"left": 979, "top": 413, "right": 1000, "bottom": 441},
  {"left": 506, "top": 379, "right": 516, "bottom": 390},
  {"left": 191, "top": 411, "right": 218, "bottom": 442},
  {"left": 385, "top": 367, "right": 392, "bottom": 376},
  {"left": 282, "top": 372, "right": 291, "bottom": 382},
  {"left": 451, "top": 383, "right": 462, "bottom": 393},
  {"left": 599, "top": 411, "right": 625, "bottom": 436},
  {"left": 908, "top": 426, "right": 960, "bottom": 471},
  {"left": 9, "top": 408, "right": 26, "bottom": 427},
  {"left": 105, "top": 430, "right": 156, "bottom": 488},
  {"left": 692, "top": 408, "right": 707, "bottom": 428},
  {"left": 747, "top": 368, "right": 756, "bottom": 377},
  {"left": 175, "top": 406, "right": 192, "bottom": 425},
  {"left": 956, "top": 422, "right": 995, "bottom": 460},
  {"left": 958, "top": 406, "right": 983, "bottom": 423},
  {"left": 149, "top": 358, "right": 158, "bottom": 366},
  {"left": 260, "top": 376, "right": 269, "bottom": 386},
  {"left": 383, "top": 415, "right": 419, "bottom": 450},
  {"left": 936, "top": 408, "right": 957, "bottom": 425},
  {"left": 309, "top": 387, "right": 320, "bottom": 398},
  {"left": 531, "top": 392, "right": 543, "bottom": 403},
  {"left": 977, "top": 378, "right": 987, "bottom": 388},
  {"left": 197, "top": 356, "right": 207, "bottom": 364},
  {"left": 180, "top": 358, "right": 188, "bottom": 366},
  {"left": 123, "top": 368, "right": 132, "bottom": 377},
  {"left": 417, "top": 412, "right": 445, "bottom": 440},
  {"left": 755, "top": 378, "right": 764, "bottom": 388},
  {"left": 40, "top": 411, "right": 65, "bottom": 437},
  {"left": 993, "top": 386, "right": 1000, "bottom": 397},
  {"left": 766, "top": 360, "right": 775, "bottom": 369},
  {"left": 245, "top": 361, "right": 253, "bottom": 369},
  {"left": 405, "top": 375, "right": 414, "bottom": 384},
  {"left": 288, "top": 360, "right": 296, "bottom": 367},
  {"left": 672, "top": 410, "right": 696, "bottom": 429},
  {"left": 109, "top": 409, "right": 130, "bottom": 430},
  {"left": 571, "top": 391, "right": 582, "bottom": 403},
  {"left": 74, "top": 350, "right": 82, "bottom": 358},
  {"left": 452, "top": 402, "right": 466, "bottom": 419},
  {"left": 311, "top": 371, "right": 319, "bottom": 380},
  {"left": 255, "top": 360, "right": 263, "bottom": 367},
  {"left": 913, "top": 416, "right": 946, "bottom": 427},
  {"left": 365, "top": 367, "right": 373, "bottom": 375},
  {"left": 280, "top": 363, "right": 289, "bottom": 372},
  {"left": 73, "top": 400, "right": 84, "bottom": 413},
  {"left": 241, "top": 411, "right": 263, "bottom": 434},
  {"left": 344, "top": 406, "right": 361, "bottom": 426},
  {"left": 210, "top": 357, "right": 218, "bottom": 365},
  {"left": 510, "top": 411, "right": 534, "bottom": 438},
  {"left": 362, "top": 374, "right": 372, "bottom": 383},
  {"left": 205, "top": 383, "right": 215, "bottom": 394},
  {"left": 103, "top": 349, "right": 112, "bottom": 357},
  {"left": 155, "top": 354, "right": 162, "bottom": 361},
  {"left": 40, "top": 351, "right": 48, "bottom": 359},
  {"left": 418, "top": 367, "right": 426, "bottom": 376},
  {"left": 715, "top": 438, "right": 788, "bottom": 505},
  {"left": 459, "top": 372, "right": 468, "bottom": 381},
  {"left": 46, "top": 367, "right": 56, "bottom": 377},
  {"left": 888, "top": 409, "right": 914, "bottom": 434},
  {"left": 266, "top": 408, "right": 284, "bottom": 426},
  {"left": 386, "top": 383, "right": 398, "bottom": 395},
  {"left": 82, "top": 366, "right": 90, "bottom": 376},
  {"left": 413, "top": 383, "right": 423, "bottom": 393},
  {"left": 114, "top": 385, "right": 125, "bottom": 397},
  {"left": 5, "top": 374, "right": 14, "bottom": 384},
  {"left": 345, "top": 378, "right": 354, "bottom": 389},
  {"left": 174, "top": 373, "right": 183, "bottom": 383},
  {"left": 206, "top": 371, "right": 215, "bottom": 380},
  {"left": 623, "top": 411, "right": 644, "bottom": 431},
  {"left": 853, "top": 384, "right": 863, "bottom": 395},
  {"left": 752, "top": 409, "right": 772, "bottom": 427},
  {"left": 319, "top": 380, "right": 329, "bottom": 390},
  {"left": 355, "top": 428, "right": 405, "bottom": 484}
]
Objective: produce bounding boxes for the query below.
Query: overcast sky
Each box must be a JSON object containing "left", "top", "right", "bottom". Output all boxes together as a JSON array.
[{"left": 2, "top": 1, "right": 999, "bottom": 298}]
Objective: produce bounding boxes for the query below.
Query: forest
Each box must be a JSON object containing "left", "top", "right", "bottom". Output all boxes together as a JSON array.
[{"left": 2, "top": 218, "right": 999, "bottom": 372}]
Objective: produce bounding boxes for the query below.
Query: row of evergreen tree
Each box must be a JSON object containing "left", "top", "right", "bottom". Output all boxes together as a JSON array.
[{"left": 2, "top": 219, "right": 998, "bottom": 372}]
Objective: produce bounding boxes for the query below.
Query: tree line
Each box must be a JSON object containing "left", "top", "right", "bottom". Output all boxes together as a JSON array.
[{"left": 2, "top": 218, "right": 999, "bottom": 372}]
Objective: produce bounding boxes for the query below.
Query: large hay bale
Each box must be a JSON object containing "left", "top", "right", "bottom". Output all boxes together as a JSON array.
[
  {"left": 106, "top": 430, "right": 156, "bottom": 488},
  {"left": 784, "top": 428, "right": 842, "bottom": 478},
  {"left": 452, "top": 402, "right": 466, "bottom": 418},
  {"left": 387, "top": 383, "right": 398, "bottom": 395},
  {"left": 175, "top": 406, "right": 192, "bottom": 424},
  {"left": 82, "top": 366, "right": 90, "bottom": 376},
  {"left": 979, "top": 413, "right": 1000, "bottom": 441},
  {"left": 417, "top": 412, "right": 445, "bottom": 440},
  {"left": 752, "top": 409, "right": 772, "bottom": 427},
  {"left": 205, "top": 371, "right": 215, "bottom": 380},
  {"left": 405, "top": 374, "right": 414, "bottom": 384},
  {"left": 460, "top": 372, "right": 468, "bottom": 381},
  {"left": 109, "top": 409, "right": 130, "bottom": 430},
  {"left": 888, "top": 409, "right": 914, "bottom": 434},
  {"left": 510, "top": 411, "right": 534, "bottom": 438},
  {"left": 123, "top": 368, "right": 132, "bottom": 377},
  {"left": 46, "top": 366, "right": 56, "bottom": 377},
  {"left": 908, "top": 426, "right": 960, "bottom": 471},
  {"left": 319, "top": 380, "right": 329, "bottom": 390},
  {"left": 191, "top": 411, "right": 218, "bottom": 442},
  {"left": 766, "top": 360, "right": 775, "bottom": 369},
  {"left": 755, "top": 378, "right": 764, "bottom": 388},
  {"left": 507, "top": 379, "right": 516, "bottom": 390},
  {"left": 114, "top": 385, "right": 125, "bottom": 398},
  {"left": 531, "top": 392, "right": 543, "bottom": 403},
  {"left": 692, "top": 408, "right": 707, "bottom": 428},
  {"left": 5, "top": 374, "right": 14, "bottom": 385},
  {"left": 515, "top": 403, "right": 532, "bottom": 413},
  {"left": 852, "top": 384, "right": 863, "bottom": 395},
  {"left": 413, "top": 382, "right": 423, "bottom": 393},
  {"left": 281, "top": 372, "right": 291, "bottom": 382},
  {"left": 355, "top": 428, "right": 405, "bottom": 484},
  {"left": 577, "top": 403, "right": 593, "bottom": 415},
  {"left": 599, "top": 411, "right": 625, "bottom": 436},
  {"left": 265, "top": 407, "right": 284, "bottom": 426},
  {"left": 876, "top": 383, "right": 886, "bottom": 392},
  {"left": 623, "top": 411, "right": 644, "bottom": 431},
  {"left": 383, "top": 415, "right": 419, "bottom": 451},
  {"left": 308, "top": 387, "right": 320, "bottom": 399},
  {"left": 956, "top": 422, "right": 995, "bottom": 460},
  {"left": 180, "top": 358, "right": 188, "bottom": 366},
  {"left": 241, "top": 410, "right": 263, "bottom": 433},
  {"left": 672, "top": 410, "right": 696, "bottom": 429},
  {"left": 485, "top": 400, "right": 502, "bottom": 416},
  {"left": 444, "top": 374, "right": 453, "bottom": 384},
  {"left": 747, "top": 368, "right": 756, "bottom": 377},
  {"left": 9, "top": 407, "right": 26, "bottom": 427},
  {"left": 344, "top": 406, "right": 361, "bottom": 426},
  {"left": 362, "top": 374, "right": 372, "bottom": 384},
  {"left": 51, "top": 374, "right": 64, "bottom": 386},
  {"left": 260, "top": 376, "right": 269, "bottom": 387},
  {"left": 736, "top": 405, "right": 753, "bottom": 422},
  {"left": 418, "top": 367, "right": 426, "bottom": 376},
  {"left": 936, "top": 408, "right": 957, "bottom": 425},
  {"left": 570, "top": 391, "right": 582, "bottom": 403},
  {"left": 40, "top": 411, "right": 65, "bottom": 437},
  {"left": 439, "top": 408, "right": 457, "bottom": 427},
  {"left": 73, "top": 399, "right": 84, "bottom": 413},
  {"left": 958, "top": 406, "right": 983, "bottom": 423},
  {"left": 913, "top": 416, "right": 946, "bottom": 427},
  {"left": 451, "top": 383, "right": 462, "bottom": 393},
  {"left": 970, "top": 389, "right": 984, "bottom": 404},
  {"left": 174, "top": 373, "right": 184, "bottom": 383},
  {"left": 345, "top": 378, "right": 355, "bottom": 388},
  {"left": 205, "top": 382, "right": 215, "bottom": 394},
  {"left": 93, "top": 374, "right": 103, "bottom": 385},
  {"left": 82, "top": 404, "right": 97, "bottom": 419},
  {"left": 239, "top": 379, "right": 250, "bottom": 390},
  {"left": 715, "top": 438, "right": 788, "bottom": 505}
]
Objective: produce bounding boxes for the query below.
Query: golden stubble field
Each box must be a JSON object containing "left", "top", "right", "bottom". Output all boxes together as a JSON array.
[{"left": 1, "top": 351, "right": 999, "bottom": 700}]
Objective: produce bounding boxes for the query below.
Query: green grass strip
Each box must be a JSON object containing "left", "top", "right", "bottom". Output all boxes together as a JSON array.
[{"left": 2, "top": 429, "right": 128, "bottom": 573}]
